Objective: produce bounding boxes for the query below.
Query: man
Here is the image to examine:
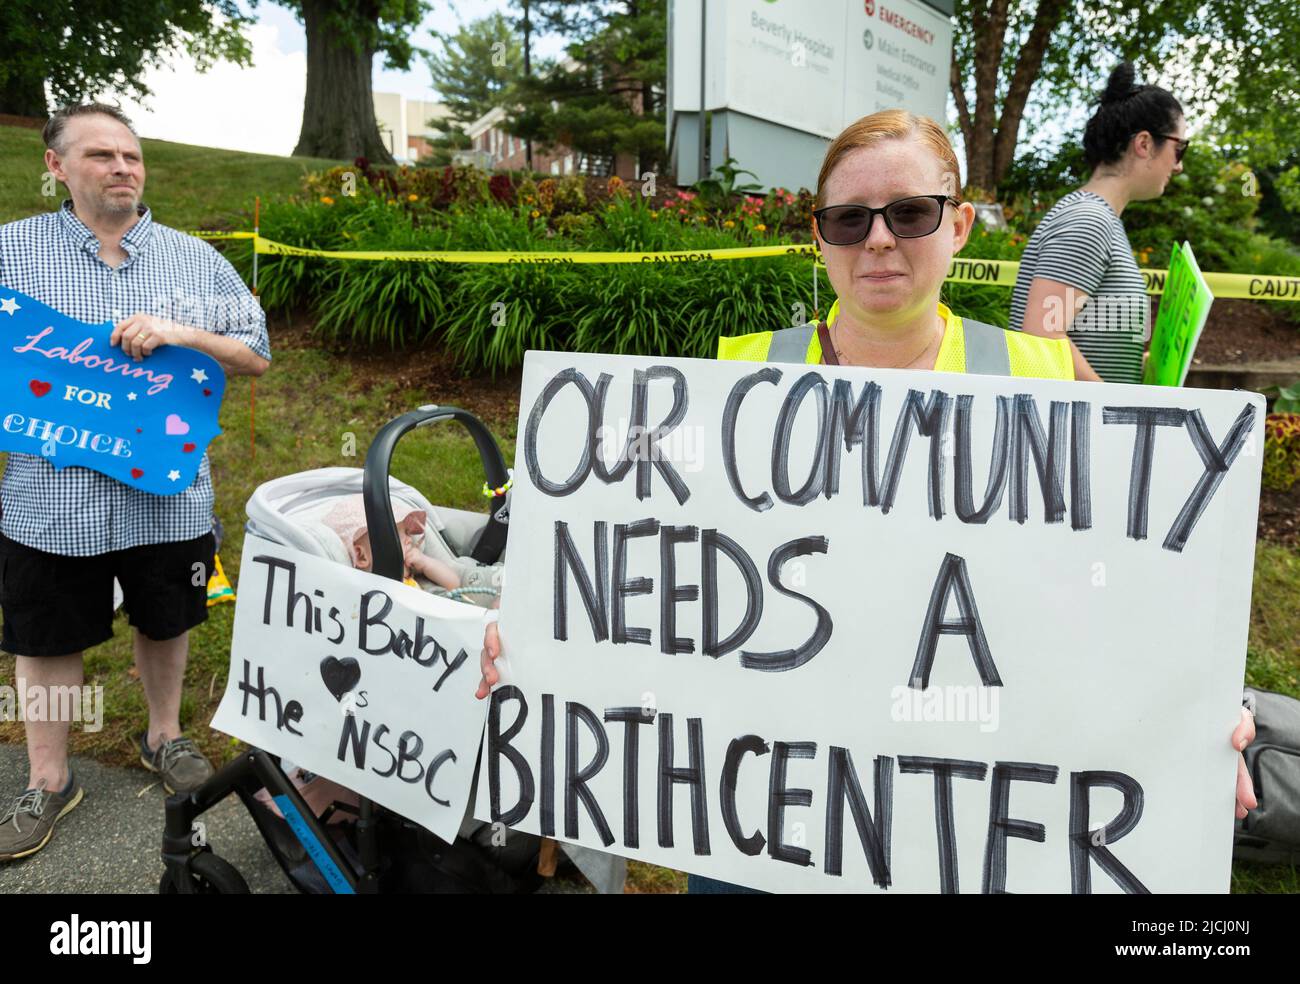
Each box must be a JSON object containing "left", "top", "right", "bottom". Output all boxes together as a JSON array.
[{"left": 0, "top": 103, "right": 270, "bottom": 861}]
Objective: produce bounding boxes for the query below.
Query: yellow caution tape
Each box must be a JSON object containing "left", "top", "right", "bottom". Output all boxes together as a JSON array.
[
  {"left": 252, "top": 235, "right": 818, "bottom": 264},
  {"left": 188, "top": 231, "right": 1300, "bottom": 300},
  {"left": 185, "top": 230, "right": 255, "bottom": 241}
]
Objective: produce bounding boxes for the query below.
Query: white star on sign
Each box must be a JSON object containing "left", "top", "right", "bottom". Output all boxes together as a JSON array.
[
  {"left": 0, "top": 297, "right": 19, "bottom": 316},
  {"left": 190, "top": 368, "right": 208, "bottom": 384},
  {"left": 168, "top": 470, "right": 181, "bottom": 481},
  {"left": 127, "top": 392, "right": 138, "bottom": 401}
]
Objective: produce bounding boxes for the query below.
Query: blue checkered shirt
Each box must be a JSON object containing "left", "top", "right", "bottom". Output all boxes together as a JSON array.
[{"left": 0, "top": 200, "right": 271, "bottom": 556}]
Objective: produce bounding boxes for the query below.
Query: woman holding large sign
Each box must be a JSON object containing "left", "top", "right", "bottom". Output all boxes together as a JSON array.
[{"left": 477, "top": 108, "right": 1256, "bottom": 890}]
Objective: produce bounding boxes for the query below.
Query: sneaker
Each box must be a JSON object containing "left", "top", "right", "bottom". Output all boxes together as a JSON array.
[
  {"left": 139, "top": 734, "right": 214, "bottom": 795},
  {"left": 0, "top": 771, "right": 84, "bottom": 862}
]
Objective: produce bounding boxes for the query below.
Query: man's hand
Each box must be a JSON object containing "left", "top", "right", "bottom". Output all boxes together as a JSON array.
[
  {"left": 111, "top": 314, "right": 191, "bottom": 363},
  {"left": 111, "top": 312, "right": 268, "bottom": 377},
  {"left": 476, "top": 621, "right": 502, "bottom": 700},
  {"left": 1233, "top": 705, "right": 1258, "bottom": 820}
]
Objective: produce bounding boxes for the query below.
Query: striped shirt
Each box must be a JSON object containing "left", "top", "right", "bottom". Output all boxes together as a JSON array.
[
  {"left": 0, "top": 200, "right": 270, "bottom": 556},
  {"left": 1010, "top": 190, "right": 1150, "bottom": 384}
]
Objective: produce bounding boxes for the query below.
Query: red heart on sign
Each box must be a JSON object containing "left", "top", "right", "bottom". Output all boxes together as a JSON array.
[
  {"left": 130, "top": 468, "right": 144, "bottom": 479},
  {"left": 182, "top": 442, "right": 196, "bottom": 453},
  {"left": 29, "top": 380, "right": 51, "bottom": 397},
  {"left": 203, "top": 389, "right": 212, "bottom": 396},
  {"left": 136, "top": 428, "right": 142, "bottom": 434}
]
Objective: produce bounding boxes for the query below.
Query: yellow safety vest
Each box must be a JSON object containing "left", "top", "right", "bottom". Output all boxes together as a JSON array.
[{"left": 716, "top": 300, "right": 1075, "bottom": 379}]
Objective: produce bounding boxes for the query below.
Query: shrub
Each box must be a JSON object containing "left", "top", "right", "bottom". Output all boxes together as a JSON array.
[
  {"left": 1234, "top": 234, "right": 1300, "bottom": 324},
  {"left": 1262, "top": 413, "right": 1300, "bottom": 491},
  {"left": 942, "top": 227, "right": 1027, "bottom": 328}
]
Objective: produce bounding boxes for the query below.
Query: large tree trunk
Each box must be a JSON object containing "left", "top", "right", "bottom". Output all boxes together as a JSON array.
[
  {"left": 0, "top": 68, "right": 49, "bottom": 119},
  {"left": 293, "top": 0, "right": 394, "bottom": 163},
  {"left": 952, "top": 0, "right": 1070, "bottom": 194}
]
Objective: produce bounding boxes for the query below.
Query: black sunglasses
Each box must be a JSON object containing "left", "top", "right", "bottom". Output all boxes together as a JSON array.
[
  {"left": 813, "top": 195, "right": 960, "bottom": 246},
  {"left": 1157, "top": 134, "right": 1189, "bottom": 163}
]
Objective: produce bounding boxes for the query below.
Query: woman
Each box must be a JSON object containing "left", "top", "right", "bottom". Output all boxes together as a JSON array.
[
  {"left": 476, "top": 109, "right": 1257, "bottom": 891},
  {"left": 1011, "top": 63, "right": 1187, "bottom": 383}
]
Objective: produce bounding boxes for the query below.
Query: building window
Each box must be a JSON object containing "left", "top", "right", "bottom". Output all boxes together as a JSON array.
[
  {"left": 564, "top": 154, "right": 574, "bottom": 175},
  {"left": 550, "top": 161, "right": 560, "bottom": 175}
]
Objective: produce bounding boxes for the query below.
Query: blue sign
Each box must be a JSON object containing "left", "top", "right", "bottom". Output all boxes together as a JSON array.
[{"left": 0, "top": 288, "right": 224, "bottom": 495}]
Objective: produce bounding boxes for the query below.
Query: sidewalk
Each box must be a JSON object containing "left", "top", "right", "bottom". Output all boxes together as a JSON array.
[{"left": 0, "top": 744, "right": 292, "bottom": 893}]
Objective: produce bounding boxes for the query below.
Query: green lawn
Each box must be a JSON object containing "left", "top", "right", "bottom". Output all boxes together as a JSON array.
[{"left": 0, "top": 123, "right": 342, "bottom": 229}]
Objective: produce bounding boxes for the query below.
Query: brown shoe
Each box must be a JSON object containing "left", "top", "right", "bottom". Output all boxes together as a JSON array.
[
  {"left": 0, "top": 771, "right": 84, "bottom": 862},
  {"left": 140, "top": 734, "right": 214, "bottom": 795}
]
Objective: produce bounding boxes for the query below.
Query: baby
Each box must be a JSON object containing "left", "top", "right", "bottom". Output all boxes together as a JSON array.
[{"left": 322, "top": 495, "right": 464, "bottom": 592}]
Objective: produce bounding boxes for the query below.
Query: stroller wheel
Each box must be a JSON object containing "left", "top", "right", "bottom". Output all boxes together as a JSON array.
[{"left": 159, "top": 851, "right": 251, "bottom": 895}]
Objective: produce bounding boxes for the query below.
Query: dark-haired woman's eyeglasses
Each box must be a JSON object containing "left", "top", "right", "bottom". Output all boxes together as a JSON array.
[
  {"left": 1158, "top": 134, "right": 1190, "bottom": 163},
  {"left": 813, "top": 195, "right": 960, "bottom": 245}
]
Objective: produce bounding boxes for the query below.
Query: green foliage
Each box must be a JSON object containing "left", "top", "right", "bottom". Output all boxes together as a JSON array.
[
  {"left": 1123, "top": 147, "right": 1259, "bottom": 271},
  {"left": 1237, "top": 236, "right": 1300, "bottom": 324},
  {"left": 1263, "top": 414, "right": 1300, "bottom": 492},
  {"left": 951, "top": 1, "right": 1300, "bottom": 194},
  {"left": 940, "top": 226, "right": 1028, "bottom": 329},
  {"left": 238, "top": 186, "right": 813, "bottom": 371},
  {"left": 995, "top": 143, "right": 1090, "bottom": 232},
  {"left": 1274, "top": 384, "right": 1300, "bottom": 416},
  {"left": 273, "top": 0, "right": 430, "bottom": 72},
  {"left": 0, "top": 0, "right": 254, "bottom": 115},
  {"left": 425, "top": 12, "right": 524, "bottom": 128},
  {"left": 506, "top": 0, "right": 665, "bottom": 168},
  {"left": 693, "top": 157, "right": 763, "bottom": 212}
]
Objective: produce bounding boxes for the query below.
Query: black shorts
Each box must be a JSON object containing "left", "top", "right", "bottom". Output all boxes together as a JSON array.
[{"left": 0, "top": 531, "right": 216, "bottom": 657}]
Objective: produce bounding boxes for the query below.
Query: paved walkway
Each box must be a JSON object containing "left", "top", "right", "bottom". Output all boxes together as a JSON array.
[
  {"left": 0, "top": 745, "right": 292, "bottom": 893},
  {"left": 0, "top": 745, "right": 589, "bottom": 893}
]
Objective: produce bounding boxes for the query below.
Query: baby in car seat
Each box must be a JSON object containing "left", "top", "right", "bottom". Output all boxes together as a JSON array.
[{"left": 321, "top": 495, "right": 502, "bottom": 610}]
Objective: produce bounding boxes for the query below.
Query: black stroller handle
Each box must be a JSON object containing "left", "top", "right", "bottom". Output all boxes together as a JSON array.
[{"left": 362, "top": 404, "right": 511, "bottom": 580}]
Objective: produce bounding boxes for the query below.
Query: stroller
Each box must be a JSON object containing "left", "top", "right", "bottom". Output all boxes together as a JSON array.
[{"left": 159, "top": 405, "right": 540, "bottom": 894}]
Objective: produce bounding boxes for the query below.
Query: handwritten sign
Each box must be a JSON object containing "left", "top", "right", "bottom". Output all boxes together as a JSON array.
[
  {"left": 211, "top": 536, "right": 491, "bottom": 841},
  {"left": 1144, "top": 242, "right": 1214, "bottom": 387},
  {"left": 476, "top": 351, "right": 1263, "bottom": 892},
  {"left": 0, "top": 288, "right": 224, "bottom": 494}
]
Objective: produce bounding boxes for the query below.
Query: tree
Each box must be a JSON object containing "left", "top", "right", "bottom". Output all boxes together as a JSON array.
[
  {"left": 0, "top": 0, "right": 253, "bottom": 118},
  {"left": 951, "top": 1, "right": 1300, "bottom": 194},
  {"left": 275, "top": 0, "right": 428, "bottom": 164},
  {"left": 506, "top": 0, "right": 666, "bottom": 174},
  {"left": 425, "top": 12, "right": 524, "bottom": 128}
]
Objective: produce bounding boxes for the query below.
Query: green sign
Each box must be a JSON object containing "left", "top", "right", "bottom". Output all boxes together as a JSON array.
[{"left": 1144, "top": 241, "right": 1214, "bottom": 386}]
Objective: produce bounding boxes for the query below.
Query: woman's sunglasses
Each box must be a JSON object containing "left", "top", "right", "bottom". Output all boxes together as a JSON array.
[
  {"left": 1157, "top": 134, "right": 1190, "bottom": 163},
  {"left": 813, "top": 194, "right": 960, "bottom": 246}
]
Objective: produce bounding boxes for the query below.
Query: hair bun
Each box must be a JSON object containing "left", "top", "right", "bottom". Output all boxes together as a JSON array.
[{"left": 1101, "top": 62, "right": 1137, "bottom": 104}]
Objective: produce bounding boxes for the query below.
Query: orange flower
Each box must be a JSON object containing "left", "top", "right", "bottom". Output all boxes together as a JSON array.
[
  {"left": 320, "top": 196, "right": 335, "bottom": 205},
  {"left": 408, "top": 194, "right": 419, "bottom": 202}
]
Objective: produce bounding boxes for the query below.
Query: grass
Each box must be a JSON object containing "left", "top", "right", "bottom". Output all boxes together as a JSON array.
[{"left": 0, "top": 123, "right": 343, "bottom": 229}]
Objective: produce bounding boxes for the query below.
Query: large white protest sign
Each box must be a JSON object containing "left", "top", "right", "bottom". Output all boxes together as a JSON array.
[
  {"left": 475, "top": 351, "right": 1263, "bottom": 893},
  {"left": 212, "top": 535, "right": 490, "bottom": 840}
]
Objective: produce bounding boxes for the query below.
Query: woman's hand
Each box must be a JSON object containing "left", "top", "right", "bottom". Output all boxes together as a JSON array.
[
  {"left": 1233, "top": 705, "right": 1257, "bottom": 820},
  {"left": 476, "top": 620, "right": 502, "bottom": 700}
]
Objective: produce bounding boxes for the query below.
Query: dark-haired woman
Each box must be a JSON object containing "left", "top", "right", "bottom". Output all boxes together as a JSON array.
[{"left": 1011, "top": 63, "right": 1187, "bottom": 384}]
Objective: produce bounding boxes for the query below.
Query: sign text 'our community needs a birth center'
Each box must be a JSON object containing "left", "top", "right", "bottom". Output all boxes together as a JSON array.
[{"left": 476, "top": 351, "right": 1263, "bottom": 893}]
